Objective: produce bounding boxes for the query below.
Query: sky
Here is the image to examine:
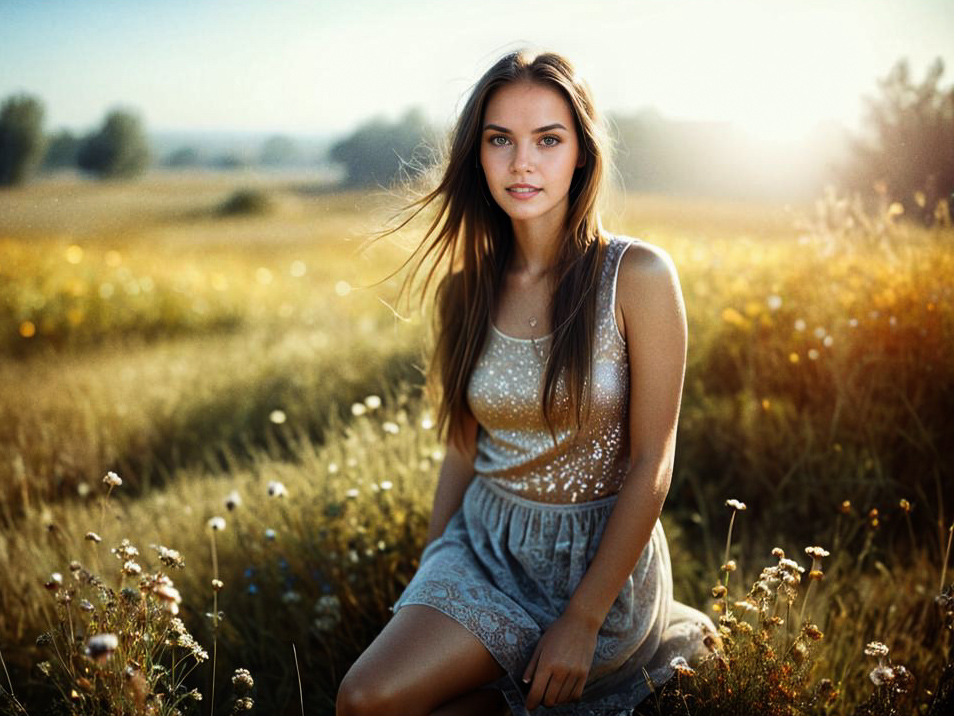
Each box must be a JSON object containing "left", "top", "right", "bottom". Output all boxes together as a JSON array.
[{"left": 1, "top": 0, "right": 952, "bottom": 142}]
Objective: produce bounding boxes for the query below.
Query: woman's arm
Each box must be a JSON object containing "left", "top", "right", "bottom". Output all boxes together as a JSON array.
[
  {"left": 522, "top": 242, "right": 688, "bottom": 709},
  {"left": 425, "top": 407, "right": 479, "bottom": 546}
]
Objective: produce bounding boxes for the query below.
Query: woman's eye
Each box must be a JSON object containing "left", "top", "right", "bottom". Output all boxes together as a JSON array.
[
  {"left": 490, "top": 135, "right": 509, "bottom": 146},
  {"left": 541, "top": 135, "right": 560, "bottom": 147}
]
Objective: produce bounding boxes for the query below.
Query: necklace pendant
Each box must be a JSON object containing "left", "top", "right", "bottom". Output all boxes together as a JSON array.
[{"left": 528, "top": 317, "right": 538, "bottom": 329}]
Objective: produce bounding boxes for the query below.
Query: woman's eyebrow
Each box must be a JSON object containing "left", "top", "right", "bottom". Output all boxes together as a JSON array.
[{"left": 482, "top": 122, "right": 568, "bottom": 133}]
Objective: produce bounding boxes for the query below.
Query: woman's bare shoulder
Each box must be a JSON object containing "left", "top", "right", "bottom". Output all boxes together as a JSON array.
[{"left": 612, "top": 236, "right": 685, "bottom": 339}]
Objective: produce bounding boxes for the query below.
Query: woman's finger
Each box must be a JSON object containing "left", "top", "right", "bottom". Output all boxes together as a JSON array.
[
  {"left": 522, "top": 642, "right": 542, "bottom": 684},
  {"left": 556, "top": 674, "right": 578, "bottom": 703}
]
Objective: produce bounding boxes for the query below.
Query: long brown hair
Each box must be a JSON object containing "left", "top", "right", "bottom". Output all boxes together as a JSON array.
[{"left": 364, "top": 49, "right": 614, "bottom": 452}]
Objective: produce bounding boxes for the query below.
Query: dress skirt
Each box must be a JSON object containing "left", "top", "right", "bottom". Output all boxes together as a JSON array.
[{"left": 390, "top": 476, "right": 715, "bottom": 715}]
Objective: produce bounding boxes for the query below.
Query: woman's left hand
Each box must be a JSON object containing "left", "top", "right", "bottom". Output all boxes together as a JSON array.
[{"left": 522, "top": 606, "right": 600, "bottom": 709}]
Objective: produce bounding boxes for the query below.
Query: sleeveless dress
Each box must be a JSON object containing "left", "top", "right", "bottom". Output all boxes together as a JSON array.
[{"left": 390, "top": 234, "right": 715, "bottom": 715}]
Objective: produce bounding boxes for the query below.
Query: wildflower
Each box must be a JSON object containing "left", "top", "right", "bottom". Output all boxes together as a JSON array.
[
  {"left": 350, "top": 402, "right": 367, "bottom": 417},
  {"left": 345, "top": 488, "right": 360, "bottom": 499},
  {"left": 869, "top": 665, "right": 896, "bottom": 686},
  {"left": 805, "top": 546, "right": 830, "bottom": 560},
  {"left": 771, "top": 547, "right": 785, "bottom": 559},
  {"left": 112, "top": 539, "right": 139, "bottom": 560},
  {"left": 380, "top": 480, "right": 393, "bottom": 491},
  {"left": 85, "top": 633, "right": 119, "bottom": 662},
  {"left": 122, "top": 560, "right": 142, "bottom": 576},
  {"left": 103, "top": 471, "right": 122, "bottom": 487},
  {"left": 721, "top": 560, "right": 737, "bottom": 572},
  {"left": 85, "top": 532, "right": 102, "bottom": 543},
  {"left": 808, "top": 570, "right": 824, "bottom": 581},
  {"left": 267, "top": 480, "right": 288, "bottom": 498},
  {"left": 225, "top": 490, "right": 242, "bottom": 511},
  {"left": 899, "top": 498, "right": 912, "bottom": 513},
  {"left": 803, "top": 624, "right": 824, "bottom": 641},
  {"left": 269, "top": 409, "right": 287, "bottom": 424},
  {"left": 382, "top": 421, "right": 400, "bottom": 434},
  {"left": 791, "top": 641, "right": 808, "bottom": 664},
  {"left": 364, "top": 395, "right": 382, "bottom": 410},
  {"left": 328, "top": 462, "right": 339, "bottom": 473},
  {"left": 235, "top": 697, "right": 254, "bottom": 710},
  {"left": 865, "top": 641, "right": 889, "bottom": 658},
  {"left": 79, "top": 599, "right": 95, "bottom": 613},
  {"left": 154, "top": 545, "right": 185, "bottom": 569},
  {"left": 153, "top": 577, "right": 182, "bottom": 614},
  {"left": 265, "top": 528, "right": 277, "bottom": 541},
  {"left": 670, "top": 656, "right": 695, "bottom": 677},
  {"left": 725, "top": 499, "right": 746, "bottom": 511},
  {"left": 208, "top": 516, "right": 226, "bottom": 531},
  {"left": 212, "top": 579, "right": 224, "bottom": 592},
  {"left": 711, "top": 585, "right": 727, "bottom": 598},
  {"left": 44, "top": 572, "right": 63, "bottom": 590},
  {"left": 232, "top": 668, "right": 255, "bottom": 693}
]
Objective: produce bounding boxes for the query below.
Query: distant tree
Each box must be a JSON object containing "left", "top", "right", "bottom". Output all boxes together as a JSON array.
[
  {"left": 77, "top": 108, "right": 150, "bottom": 179},
  {"left": 212, "top": 153, "right": 249, "bottom": 170},
  {"left": 41, "top": 128, "right": 81, "bottom": 170},
  {"left": 839, "top": 56, "right": 954, "bottom": 224},
  {"left": 0, "top": 93, "right": 47, "bottom": 186},
  {"left": 164, "top": 146, "right": 202, "bottom": 167},
  {"left": 330, "top": 107, "right": 435, "bottom": 188},
  {"left": 259, "top": 134, "right": 297, "bottom": 166}
]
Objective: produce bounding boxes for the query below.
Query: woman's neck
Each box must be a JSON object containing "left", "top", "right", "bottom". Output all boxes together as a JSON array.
[{"left": 508, "top": 212, "right": 565, "bottom": 281}]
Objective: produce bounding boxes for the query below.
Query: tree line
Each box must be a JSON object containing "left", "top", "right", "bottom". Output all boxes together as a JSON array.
[{"left": 1, "top": 57, "right": 951, "bottom": 223}]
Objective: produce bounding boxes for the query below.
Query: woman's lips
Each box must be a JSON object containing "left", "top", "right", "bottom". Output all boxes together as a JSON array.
[{"left": 506, "top": 185, "right": 541, "bottom": 200}]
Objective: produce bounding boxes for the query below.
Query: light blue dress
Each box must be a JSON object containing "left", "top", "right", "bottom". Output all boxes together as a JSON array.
[{"left": 391, "top": 234, "right": 715, "bottom": 715}]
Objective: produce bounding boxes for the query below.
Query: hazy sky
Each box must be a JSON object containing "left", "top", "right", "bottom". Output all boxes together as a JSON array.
[{"left": 2, "top": 0, "right": 952, "bottom": 141}]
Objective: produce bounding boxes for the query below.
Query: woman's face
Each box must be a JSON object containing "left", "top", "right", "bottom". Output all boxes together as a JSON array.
[{"left": 479, "top": 80, "right": 584, "bottom": 229}]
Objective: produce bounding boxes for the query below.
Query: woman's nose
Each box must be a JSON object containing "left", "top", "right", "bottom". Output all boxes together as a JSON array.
[{"left": 510, "top": 144, "right": 533, "bottom": 173}]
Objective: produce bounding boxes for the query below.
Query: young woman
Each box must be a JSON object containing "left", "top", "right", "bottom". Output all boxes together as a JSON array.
[{"left": 336, "top": 49, "right": 714, "bottom": 716}]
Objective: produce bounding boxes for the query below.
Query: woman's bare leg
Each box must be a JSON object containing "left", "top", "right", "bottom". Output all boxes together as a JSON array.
[{"left": 336, "top": 604, "right": 509, "bottom": 716}]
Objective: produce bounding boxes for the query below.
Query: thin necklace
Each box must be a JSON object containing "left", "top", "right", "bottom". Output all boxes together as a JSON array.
[{"left": 527, "top": 315, "right": 548, "bottom": 364}]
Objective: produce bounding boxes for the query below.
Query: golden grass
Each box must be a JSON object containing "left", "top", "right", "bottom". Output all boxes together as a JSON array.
[{"left": 0, "top": 172, "right": 952, "bottom": 714}]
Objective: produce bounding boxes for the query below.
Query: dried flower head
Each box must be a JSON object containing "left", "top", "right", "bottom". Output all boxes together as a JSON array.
[
  {"left": 869, "top": 664, "right": 896, "bottom": 686},
  {"left": 207, "top": 516, "right": 226, "bottom": 532},
  {"left": 839, "top": 500, "right": 852, "bottom": 514},
  {"left": 899, "top": 498, "right": 912, "bottom": 513},
  {"left": 85, "top": 633, "right": 119, "bottom": 662},
  {"left": 711, "top": 584, "right": 727, "bottom": 599},
  {"left": 103, "top": 471, "right": 122, "bottom": 487},
  {"left": 212, "top": 579, "right": 224, "bottom": 592},
  {"left": 225, "top": 490, "right": 242, "bottom": 511},
  {"left": 232, "top": 667, "right": 255, "bottom": 693},
  {"left": 865, "top": 641, "right": 889, "bottom": 658},
  {"left": 721, "top": 560, "right": 737, "bottom": 572},
  {"left": 154, "top": 545, "right": 185, "bottom": 569},
  {"left": 771, "top": 547, "right": 785, "bottom": 559},
  {"left": 725, "top": 499, "right": 747, "bottom": 511},
  {"left": 805, "top": 546, "right": 830, "bottom": 560},
  {"left": 122, "top": 560, "right": 142, "bottom": 576},
  {"left": 85, "top": 532, "right": 103, "bottom": 543},
  {"left": 267, "top": 481, "right": 288, "bottom": 498}
]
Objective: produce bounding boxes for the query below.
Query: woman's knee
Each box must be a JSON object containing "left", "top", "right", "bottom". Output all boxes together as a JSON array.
[{"left": 336, "top": 668, "right": 412, "bottom": 716}]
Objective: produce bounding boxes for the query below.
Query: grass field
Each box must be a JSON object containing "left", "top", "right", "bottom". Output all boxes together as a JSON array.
[{"left": 0, "top": 170, "right": 951, "bottom": 715}]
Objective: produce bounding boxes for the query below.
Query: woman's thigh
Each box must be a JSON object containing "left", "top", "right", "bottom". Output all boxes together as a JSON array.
[{"left": 336, "top": 604, "right": 508, "bottom": 716}]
